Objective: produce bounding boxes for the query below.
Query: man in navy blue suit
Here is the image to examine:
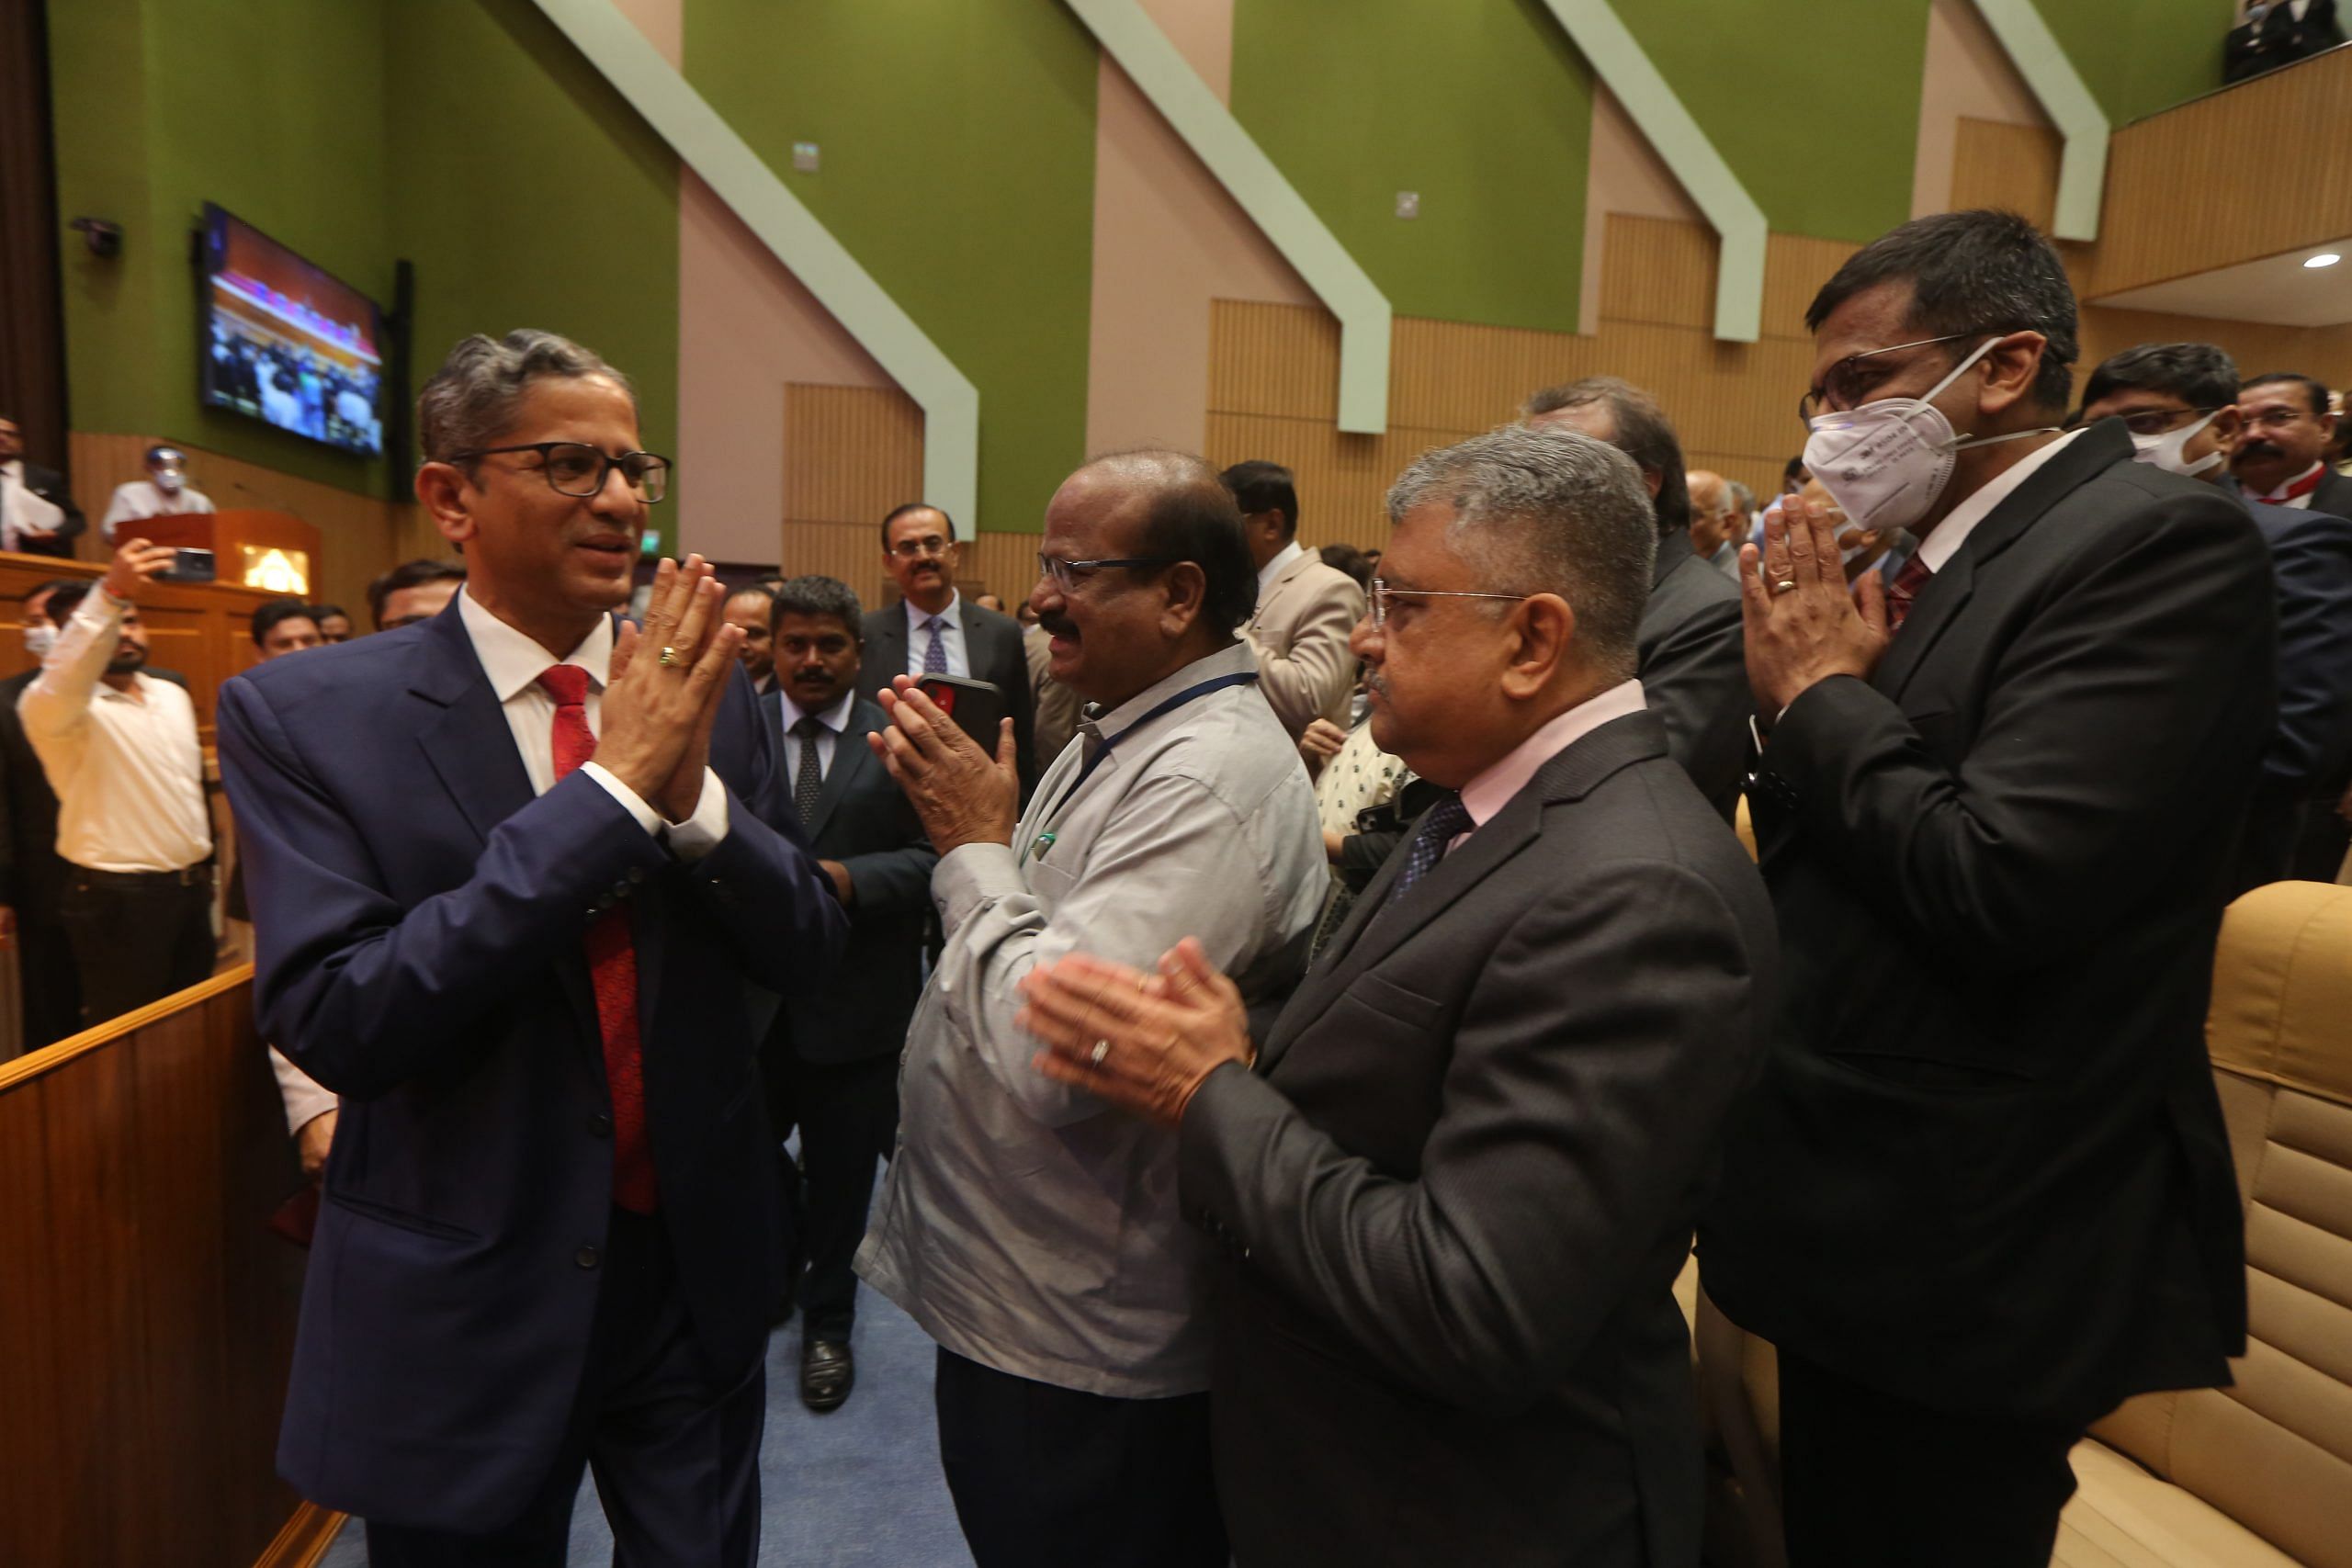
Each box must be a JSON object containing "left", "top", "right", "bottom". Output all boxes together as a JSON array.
[
  {"left": 2079, "top": 344, "right": 2352, "bottom": 892},
  {"left": 217, "top": 330, "right": 845, "bottom": 1565}
]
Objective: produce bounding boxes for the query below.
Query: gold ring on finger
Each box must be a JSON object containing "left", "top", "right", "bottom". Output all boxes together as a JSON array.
[
  {"left": 1773, "top": 581, "right": 1799, "bottom": 595},
  {"left": 659, "top": 645, "right": 680, "bottom": 666}
]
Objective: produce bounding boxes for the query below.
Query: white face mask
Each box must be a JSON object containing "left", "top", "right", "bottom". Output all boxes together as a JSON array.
[
  {"left": 152, "top": 466, "right": 185, "bottom": 495},
  {"left": 2128, "top": 411, "right": 2223, "bottom": 479},
  {"left": 22, "top": 622, "right": 55, "bottom": 660},
  {"left": 1802, "top": 337, "right": 2053, "bottom": 534}
]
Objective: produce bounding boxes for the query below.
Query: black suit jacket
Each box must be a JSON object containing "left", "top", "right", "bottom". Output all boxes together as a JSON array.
[
  {"left": 1701, "top": 423, "right": 2271, "bottom": 1426},
  {"left": 2227, "top": 490, "right": 2352, "bottom": 887},
  {"left": 760, "top": 693, "right": 935, "bottom": 1062},
  {"left": 856, "top": 597, "right": 1037, "bottom": 791},
  {"left": 1636, "top": 528, "right": 1747, "bottom": 820},
  {"left": 2309, "top": 466, "right": 2352, "bottom": 523},
  {"left": 5, "top": 462, "right": 87, "bottom": 558},
  {"left": 1180, "top": 712, "right": 1777, "bottom": 1568}
]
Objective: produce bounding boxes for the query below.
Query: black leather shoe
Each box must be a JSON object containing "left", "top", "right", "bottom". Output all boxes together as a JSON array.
[{"left": 801, "top": 1338, "right": 854, "bottom": 1413}]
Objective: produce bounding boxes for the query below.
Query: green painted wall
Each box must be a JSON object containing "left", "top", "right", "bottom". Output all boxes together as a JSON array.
[
  {"left": 47, "top": 0, "right": 679, "bottom": 536},
  {"left": 1230, "top": 0, "right": 1592, "bottom": 333},
  {"left": 2026, "top": 0, "right": 2239, "bottom": 125},
  {"left": 386, "top": 0, "right": 681, "bottom": 547},
  {"left": 686, "top": 0, "right": 1098, "bottom": 533},
  {"left": 51, "top": 0, "right": 394, "bottom": 495},
  {"left": 1605, "top": 0, "right": 1930, "bottom": 245}
]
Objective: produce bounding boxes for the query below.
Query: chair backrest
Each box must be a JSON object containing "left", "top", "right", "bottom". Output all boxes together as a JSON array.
[{"left": 2090, "top": 881, "right": 2352, "bottom": 1568}]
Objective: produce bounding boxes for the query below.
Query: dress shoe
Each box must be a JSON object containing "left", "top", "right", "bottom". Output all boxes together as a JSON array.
[{"left": 801, "top": 1338, "right": 854, "bottom": 1413}]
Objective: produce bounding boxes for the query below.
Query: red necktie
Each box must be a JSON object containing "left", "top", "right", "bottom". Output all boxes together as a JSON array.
[
  {"left": 2261, "top": 464, "right": 2325, "bottom": 506},
  {"left": 1884, "top": 554, "right": 1934, "bottom": 634},
  {"left": 537, "top": 665, "right": 656, "bottom": 1214}
]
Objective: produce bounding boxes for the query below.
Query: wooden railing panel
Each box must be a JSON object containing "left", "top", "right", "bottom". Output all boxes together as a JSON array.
[{"left": 0, "top": 971, "right": 311, "bottom": 1567}]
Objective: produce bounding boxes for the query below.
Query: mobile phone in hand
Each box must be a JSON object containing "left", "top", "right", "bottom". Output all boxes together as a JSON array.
[
  {"left": 164, "top": 547, "right": 216, "bottom": 582},
  {"left": 915, "top": 675, "right": 1009, "bottom": 751}
]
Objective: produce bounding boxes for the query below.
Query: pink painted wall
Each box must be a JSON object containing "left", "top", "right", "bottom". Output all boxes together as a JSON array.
[
  {"left": 1084, "top": 0, "right": 1315, "bottom": 456},
  {"left": 1912, "top": 0, "right": 2048, "bottom": 219},
  {"left": 1579, "top": 85, "right": 1705, "bottom": 334}
]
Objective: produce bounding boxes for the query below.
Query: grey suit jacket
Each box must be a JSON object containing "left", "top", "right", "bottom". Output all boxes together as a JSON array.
[
  {"left": 760, "top": 694, "right": 935, "bottom": 1062},
  {"left": 1179, "top": 711, "right": 1778, "bottom": 1568},
  {"left": 1242, "top": 550, "right": 1365, "bottom": 738},
  {"left": 1636, "top": 529, "right": 1747, "bottom": 820},
  {"left": 857, "top": 598, "right": 1038, "bottom": 792}
]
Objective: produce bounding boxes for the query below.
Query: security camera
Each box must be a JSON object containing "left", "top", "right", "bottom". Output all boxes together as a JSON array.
[{"left": 68, "top": 218, "right": 123, "bottom": 259}]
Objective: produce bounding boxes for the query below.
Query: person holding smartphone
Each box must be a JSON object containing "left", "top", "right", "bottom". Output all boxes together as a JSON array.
[{"left": 17, "top": 537, "right": 215, "bottom": 1025}]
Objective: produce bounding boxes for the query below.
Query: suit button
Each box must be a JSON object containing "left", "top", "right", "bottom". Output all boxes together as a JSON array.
[
  {"left": 627, "top": 866, "right": 647, "bottom": 886},
  {"left": 576, "top": 1245, "right": 600, "bottom": 1269},
  {"left": 588, "top": 1112, "right": 612, "bottom": 1139}
]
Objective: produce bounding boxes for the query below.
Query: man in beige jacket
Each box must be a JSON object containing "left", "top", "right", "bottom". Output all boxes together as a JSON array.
[{"left": 1223, "top": 460, "right": 1367, "bottom": 738}]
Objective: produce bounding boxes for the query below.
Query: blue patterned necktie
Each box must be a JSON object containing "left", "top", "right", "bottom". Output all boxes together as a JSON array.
[
  {"left": 1385, "top": 794, "right": 1473, "bottom": 905},
  {"left": 922, "top": 615, "right": 950, "bottom": 675}
]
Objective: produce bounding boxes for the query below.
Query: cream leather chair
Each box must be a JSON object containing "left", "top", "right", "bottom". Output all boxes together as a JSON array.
[
  {"left": 1692, "top": 882, "right": 2352, "bottom": 1567},
  {"left": 2052, "top": 882, "right": 2352, "bottom": 1567}
]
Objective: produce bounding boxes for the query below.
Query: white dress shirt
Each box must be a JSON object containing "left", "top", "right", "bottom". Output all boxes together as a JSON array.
[
  {"left": 1916, "top": 427, "right": 2085, "bottom": 573},
  {"left": 17, "top": 592, "right": 212, "bottom": 873},
  {"left": 101, "top": 479, "right": 215, "bottom": 542},
  {"left": 778, "top": 688, "right": 856, "bottom": 796},
  {"left": 1255, "top": 538, "right": 1307, "bottom": 600},
  {"left": 455, "top": 591, "right": 729, "bottom": 856},
  {"left": 900, "top": 590, "right": 970, "bottom": 678},
  {"left": 0, "top": 458, "right": 66, "bottom": 552}
]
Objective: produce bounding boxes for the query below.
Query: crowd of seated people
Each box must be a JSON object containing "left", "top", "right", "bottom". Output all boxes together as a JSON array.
[{"left": 8, "top": 202, "right": 2352, "bottom": 1568}]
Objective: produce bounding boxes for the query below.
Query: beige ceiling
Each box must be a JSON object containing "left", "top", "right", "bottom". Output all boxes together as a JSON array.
[{"left": 2096, "top": 242, "right": 2352, "bottom": 328}]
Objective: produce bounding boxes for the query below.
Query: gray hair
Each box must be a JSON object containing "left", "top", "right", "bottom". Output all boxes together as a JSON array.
[
  {"left": 416, "top": 329, "right": 636, "bottom": 465},
  {"left": 1728, "top": 479, "right": 1756, "bottom": 513},
  {"left": 1384, "top": 425, "right": 1657, "bottom": 683}
]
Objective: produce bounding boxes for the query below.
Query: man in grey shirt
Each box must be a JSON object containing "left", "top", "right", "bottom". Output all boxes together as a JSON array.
[{"left": 857, "top": 449, "right": 1324, "bottom": 1568}]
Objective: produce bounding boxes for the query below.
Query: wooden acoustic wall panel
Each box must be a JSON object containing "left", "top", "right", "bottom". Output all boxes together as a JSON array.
[
  {"left": 0, "top": 971, "right": 309, "bottom": 1566},
  {"left": 66, "top": 433, "right": 419, "bottom": 623},
  {"left": 1950, "top": 118, "right": 2063, "bottom": 236},
  {"left": 2091, "top": 47, "right": 2352, "bottom": 297},
  {"left": 1207, "top": 299, "right": 1342, "bottom": 423},
  {"left": 779, "top": 383, "right": 925, "bottom": 605},
  {"left": 1600, "top": 215, "right": 1720, "bottom": 332}
]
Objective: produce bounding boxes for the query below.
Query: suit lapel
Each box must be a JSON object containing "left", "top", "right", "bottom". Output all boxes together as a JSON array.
[
  {"left": 1874, "top": 421, "right": 2131, "bottom": 700},
  {"left": 807, "top": 699, "right": 884, "bottom": 840},
  {"left": 1250, "top": 552, "right": 1313, "bottom": 633},
  {"left": 405, "top": 602, "right": 601, "bottom": 1051},
  {"left": 409, "top": 606, "right": 537, "bottom": 845},
  {"left": 1652, "top": 526, "right": 1693, "bottom": 588},
  {"left": 1260, "top": 714, "right": 1667, "bottom": 1073}
]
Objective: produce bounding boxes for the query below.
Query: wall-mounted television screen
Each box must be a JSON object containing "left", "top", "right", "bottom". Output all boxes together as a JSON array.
[{"left": 198, "top": 204, "right": 384, "bottom": 457}]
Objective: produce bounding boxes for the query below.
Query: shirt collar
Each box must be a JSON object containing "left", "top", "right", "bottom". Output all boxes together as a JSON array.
[
  {"left": 1257, "top": 538, "right": 1307, "bottom": 596},
  {"left": 1457, "top": 679, "right": 1647, "bottom": 830},
  {"left": 903, "top": 590, "right": 962, "bottom": 637},
  {"left": 1915, "top": 427, "right": 2085, "bottom": 575},
  {"left": 1080, "top": 641, "right": 1258, "bottom": 745},
  {"left": 779, "top": 686, "right": 856, "bottom": 735},
  {"left": 457, "top": 587, "right": 614, "bottom": 703}
]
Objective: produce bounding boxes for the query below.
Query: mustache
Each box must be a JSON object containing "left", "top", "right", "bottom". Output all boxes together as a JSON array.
[
  {"left": 1038, "top": 613, "right": 1079, "bottom": 640},
  {"left": 2240, "top": 440, "right": 2284, "bottom": 459}
]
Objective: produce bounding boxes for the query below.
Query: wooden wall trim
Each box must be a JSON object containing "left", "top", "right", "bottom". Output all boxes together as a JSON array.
[
  {"left": 0, "top": 964, "right": 252, "bottom": 1095},
  {"left": 253, "top": 1502, "right": 345, "bottom": 1568},
  {"left": 2087, "top": 46, "right": 2352, "bottom": 298}
]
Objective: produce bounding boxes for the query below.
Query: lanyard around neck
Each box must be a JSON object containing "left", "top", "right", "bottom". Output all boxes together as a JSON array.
[{"left": 1024, "top": 671, "right": 1259, "bottom": 863}]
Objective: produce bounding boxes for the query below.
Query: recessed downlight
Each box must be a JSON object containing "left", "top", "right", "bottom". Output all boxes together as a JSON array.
[{"left": 2306, "top": 253, "right": 2343, "bottom": 269}]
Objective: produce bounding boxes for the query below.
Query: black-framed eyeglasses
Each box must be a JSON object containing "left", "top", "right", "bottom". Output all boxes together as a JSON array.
[
  {"left": 1368, "top": 578, "right": 1531, "bottom": 627},
  {"left": 888, "top": 534, "right": 956, "bottom": 560},
  {"left": 2240, "top": 403, "right": 2320, "bottom": 433},
  {"left": 447, "top": 441, "right": 672, "bottom": 503},
  {"left": 1035, "top": 552, "right": 1179, "bottom": 592},
  {"left": 1799, "top": 331, "right": 1988, "bottom": 426}
]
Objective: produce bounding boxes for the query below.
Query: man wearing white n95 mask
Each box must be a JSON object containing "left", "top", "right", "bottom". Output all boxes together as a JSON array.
[
  {"left": 1702, "top": 209, "right": 2270, "bottom": 1566},
  {"left": 2081, "top": 341, "right": 2352, "bottom": 890}
]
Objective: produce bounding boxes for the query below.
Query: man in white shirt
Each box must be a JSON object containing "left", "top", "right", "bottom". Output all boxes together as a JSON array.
[
  {"left": 1221, "top": 460, "right": 1366, "bottom": 739},
  {"left": 101, "top": 445, "right": 216, "bottom": 543},
  {"left": 19, "top": 539, "right": 215, "bottom": 1027},
  {"left": 0, "top": 414, "right": 88, "bottom": 558}
]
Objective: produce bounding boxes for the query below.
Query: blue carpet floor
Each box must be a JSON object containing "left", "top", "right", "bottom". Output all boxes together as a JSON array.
[{"left": 316, "top": 1289, "right": 975, "bottom": 1566}]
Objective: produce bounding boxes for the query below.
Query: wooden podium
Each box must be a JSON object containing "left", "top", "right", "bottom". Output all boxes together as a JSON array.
[{"left": 130, "top": 507, "right": 322, "bottom": 598}]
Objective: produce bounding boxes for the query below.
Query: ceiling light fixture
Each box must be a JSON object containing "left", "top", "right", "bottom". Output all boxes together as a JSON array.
[{"left": 2306, "top": 253, "right": 2342, "bottom": 269}]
